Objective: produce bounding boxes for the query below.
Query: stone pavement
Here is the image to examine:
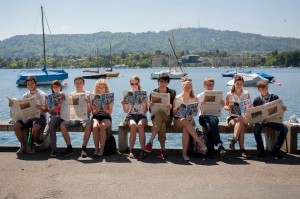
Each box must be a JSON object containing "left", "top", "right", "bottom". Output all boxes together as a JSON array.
[{"left": 1, "top": 147, "right": 300, "bottom": 199}]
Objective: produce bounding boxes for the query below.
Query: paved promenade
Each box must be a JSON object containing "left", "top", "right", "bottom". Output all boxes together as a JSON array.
[{"left": 1, "top": 147, "right": 300, "bottom": 199}]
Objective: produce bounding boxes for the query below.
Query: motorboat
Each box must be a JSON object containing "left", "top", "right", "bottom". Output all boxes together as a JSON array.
[
  {"left": 226, "top": 73, "right": 269, "bottom": 86},
  {"left": 256, "top": 72, "right": 274, "bottom": 82},
  {"left": 222, "top": 69, "right": 252, "bottom": 77},
  {"left": 150, "top": 69, "right": 187, "bottom": 79},
  {"left": 16, "top": 6, "right": 68, "bottom": 86},
  {"left": 82, "top": 73, "right": 107, "bottom": 79}
]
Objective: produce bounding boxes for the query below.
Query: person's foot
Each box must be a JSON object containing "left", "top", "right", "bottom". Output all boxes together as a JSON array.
[
  {"left": 197, "top": 141, "right": 207, "bottom": 155},
  {"left": 229, "top": 139, "right": 236, "bottom": 150},
  {"left": 273, "top": 150, "right": 285, "bottom": 159},
  {"left": 97, "top": 150, "right": 104, "bottom": 158},
  {"left": 145, "top": 142, "right": 153, "bottom": 153},
  {"left": 182, "top": 154, "right": 190, "bottom": 161},
  {"left": 62, "top": 145, "right": 73, "bottom": 157},
  {"left": 218, "top": 145, "right": 227, "bottom": 155},
  {"left": 29, "top": 146, "right": 36, "bottom": 154},
  {"left": 50, "top": 150, "right": 58, "bottom": 158},
  {"left": 157, "top": 150, "right": 166, "bottom": 159},
  {"left": 240, "top": 149, "right": 250, "bottom": 158},
  {"left": 16, "top": 146, "right": 26, "bottom": 154},
  {"left": 81, "top": 148, "right": 88, "bottom": 158},
  {"left": 139, "top": 150, "right": 146, "bottom": 159},
  {"left": 257, "top": 149, "right": 265, "bottom": 158},
  {"left": 34, "top": 138, "right": 44, "bottom": 147},
  {"left": 129, "top": 149, "right": 135, "bottom": 159}
]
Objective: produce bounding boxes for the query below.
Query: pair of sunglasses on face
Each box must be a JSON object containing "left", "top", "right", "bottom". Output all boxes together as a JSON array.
[{"left": 130, "top": 82, "right": 139, "bottom": 86}]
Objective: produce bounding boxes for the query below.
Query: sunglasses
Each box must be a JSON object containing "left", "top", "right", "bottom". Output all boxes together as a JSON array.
[
  {"left": 182, "top": 78, "right": 192, "bottom": 82},
  {"left": 130, "top": 82, "right": 139, "bottom": 86}
]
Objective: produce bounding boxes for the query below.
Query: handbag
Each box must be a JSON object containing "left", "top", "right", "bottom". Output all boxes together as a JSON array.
[{"left": 104, "top": 133, "right": 117, "bottom": 155}]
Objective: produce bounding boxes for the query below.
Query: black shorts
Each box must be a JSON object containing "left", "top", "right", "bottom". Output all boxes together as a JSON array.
[
  {"left": 227, "top": 116, "right": 238, "bottom": 124},
  {"left": 92, "top": 115, "right": 112, "bottom": 123},
  {"left": 128, "top": 114, "right": 147, "bottom": 124},
  {"left": 17, "top": 115, "right": 47, "bottom": 130}
]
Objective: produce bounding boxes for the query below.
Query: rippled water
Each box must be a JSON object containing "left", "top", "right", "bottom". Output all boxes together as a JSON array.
[{"left": 1, "top": 68, "right": 299, "bottom": 148}]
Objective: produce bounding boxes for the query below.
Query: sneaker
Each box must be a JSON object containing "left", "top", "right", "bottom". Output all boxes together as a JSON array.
[
  {"left": 139, "top": 150, "right": 146, "bottom": 159},
  {"left": 273, "top": 150, "right": 284, "bottom": 159},
  {"left": 62, "top": 146, "right": 73, "bottom": 157},
  {"left": 81, "top": 149, "right": 88, "bottom": 158},
  {"left": 33, "top": 138, "right": 44, "bottom": 147},
  {"left": 157, "top": 150, "right": 166, "bottom": 159},
  {"left": 229, "top": 139, "right": 236, "bottom": 150},
  {"left": 129, "top": 149, "right": 136, "bottom": 159},
  {"left": 257, "top": 150, "right": 265, "bottom": 158},
  {"left": 16, "top": 146, "right": 26, "bottom": 154},
  {"left": 50, "top": 150, "right": 58, "bottom": 158},
  {"left": 218, "top": 145, "right": 227, "bottom": 155},
  {"left": 240, "top": 149, "right": 250, "bottom": 158},
  {"left": 145, "top": 142, "right": 153, "bottom": 153}
]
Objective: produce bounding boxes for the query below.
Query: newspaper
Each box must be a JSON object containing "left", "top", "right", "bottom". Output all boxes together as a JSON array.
[
  {"left": 90, "top": 93, "right": 114, "bottom": 108},
  {"left": 46, "top": 93, "right": 64, "bottom": 113},
  {"left": 7, "top": 96, "right": 40, "bottom": 121},
  {"left": 123, "top": 90, "right": 147, "bottom": 105},
  {"left": 60, "top": 93, "right": 88, "bottom": 121},
  {"left": 230, "top": 99, "right": 251, "bottom": 116},
  {"left": 246, "top": 99, "right": 284, "bottom": 124},
  {"left": 175, "top": 102, "right": 199, "bottom": 120},
  {"left": 150, "top": 91, "right": 170, "bottom": 115},
  {"left": 201, "top": 90, "right": 223, "bottom": 117}
]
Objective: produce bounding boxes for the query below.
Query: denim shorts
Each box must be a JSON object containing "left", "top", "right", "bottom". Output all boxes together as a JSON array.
[
  {"left": 61, "top": 119, "right": 91, "bottom": 129},
  {"left": 128, "top": 114, "right": 147, "bottom": 124}
]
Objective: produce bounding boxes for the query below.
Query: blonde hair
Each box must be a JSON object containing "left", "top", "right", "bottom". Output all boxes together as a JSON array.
[
  {"left": 203, "top": 77, "right": 214, "bottom": 86},
  {"left": 130, "top": 75, "right": 142, "bottom": 90},
  {"left": 182, "top": 80, "right": 195, "bottom": 98},
  {"left": 93, "top": 79, "right": 110, "bottom": 94}
]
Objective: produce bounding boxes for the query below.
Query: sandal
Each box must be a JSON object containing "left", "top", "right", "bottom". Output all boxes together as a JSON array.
[
  {"left": 139, "top": 150, "right": 146, "bottom": 159},
  {"left": 240, "top": 149, "right": 250, "bottom": 158},
  {"left": 229, "top": 139, "right": 236, "bottom": 150}
]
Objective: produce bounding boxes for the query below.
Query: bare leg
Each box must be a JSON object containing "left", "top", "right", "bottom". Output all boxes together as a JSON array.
[
  {"left": 82, "top": 124, "right": 92, "bottom": 146},
  {"left": 14, "top": 122, "right": 25, "bottom": 146},
  {"left": 137, "top": 119, "right": 147, "bottom": 150},
  {"left": 182, "top": 127, "right": 190, "bottom": 160},
  {"left": 32, "top": 123, "right": 42, "bottom": 142},
  {"left": 92, "top": 119, "right": 100, "bottom": 154},
  {"left": 98, "top": 119, "right": 111, "bottom": 156},
  {"left": 60, "top": 124, "right": 71, "bottom": 145},
  {"left": 128, "top": 120, "right": 137, "bottom": 150}
]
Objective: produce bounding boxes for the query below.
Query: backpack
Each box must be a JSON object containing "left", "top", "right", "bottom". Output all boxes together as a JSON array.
[
  {"left": 104, "top": 133, "right": 117, "bottom": 155},
  {"left": 190, "top": 128, "right": 207, "bottom": 155}
]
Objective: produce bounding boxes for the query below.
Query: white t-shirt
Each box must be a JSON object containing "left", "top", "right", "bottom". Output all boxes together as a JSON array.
[
  {"left": 226, "top": 89, "right": 249, "bottom": 117},
  {"left": 196, "top": 92, "right": 205, "bottom": 115},
  {"left": 23, "top": 89, "right": 47, "bottom": 116}
]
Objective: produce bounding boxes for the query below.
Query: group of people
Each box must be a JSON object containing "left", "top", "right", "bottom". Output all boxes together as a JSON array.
[{"left": 10, "top": 73, "right": 288, "bottom": 160}]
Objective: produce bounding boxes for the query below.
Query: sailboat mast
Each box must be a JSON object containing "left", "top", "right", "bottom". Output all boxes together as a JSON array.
[{"left": 41, "top": 6, "right": 46, "bottom": 65}]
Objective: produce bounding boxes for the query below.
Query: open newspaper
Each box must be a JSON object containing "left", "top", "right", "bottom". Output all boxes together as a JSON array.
[
  {"left": 150, "top": 91, "right": 170, "bottom": 115},
  {"left": 175, "top": 102, "right": 199, "bottom": 120},
  {"left": 201, "top": 90, "right": 223, "bottom": 117},
  {"left": 7, "top": 96, "right": 40, "bottom": 121},
  {"left": 246, "top": 99, "right": 284, "bottom": 124},
  {"left": 230, "top": 99, "right": 251, "bottom": 116},
  {"left": 90, "top": 93, "right": 114, "bottom": 108},
  {"left": 46, "top": 93, "right": 64, "bottom": 113},
  {"left": 123, "top": 90, "right": 147, "bottom": 105},
  {"left": 60, "top": 93, "right": 88, "bottom": 121}
]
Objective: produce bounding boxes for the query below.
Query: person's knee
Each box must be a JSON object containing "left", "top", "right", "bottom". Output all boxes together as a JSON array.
[{"left": 13, "top": 123, "right": 22, "bottom": 131}]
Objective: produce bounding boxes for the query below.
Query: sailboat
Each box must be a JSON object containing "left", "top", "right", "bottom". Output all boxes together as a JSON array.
[
  {"left": 16, "top": 6, "right": 68, "bottom": 86},
  {"left": 150, "top": 37, "right": 187, "bottom": 79},
  {"left": 105, "top": 42, "right": 120, "bottom": 77}
]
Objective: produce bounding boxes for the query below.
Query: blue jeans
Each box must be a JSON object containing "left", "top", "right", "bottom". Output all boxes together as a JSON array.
[
  {"left": 199, "top": 115, "right": 222, "bottom": 150},
  {"left": 253, "top": 122, "right": 288, "bottom": 152}
]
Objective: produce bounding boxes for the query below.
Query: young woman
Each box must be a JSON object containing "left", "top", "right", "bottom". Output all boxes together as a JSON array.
[
  {"left": 121, "top": 75, "right": 148, "bottom": 159},
  {"left": 224, "top": 75, "right": 250, "bottom": 158},
  {"left": 173, "top": 79, "right": 207, "bottom": 161},
  {"left": 91, "top": 79, "right": 113, "bottom": 158},
  {"left": 41, "top": 80, "right": 64, "bottom": 157}
]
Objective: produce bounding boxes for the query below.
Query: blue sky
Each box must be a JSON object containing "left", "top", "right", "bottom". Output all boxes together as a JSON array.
[{"left": 0, "top": 0, "right": 299, "bottom": 41}]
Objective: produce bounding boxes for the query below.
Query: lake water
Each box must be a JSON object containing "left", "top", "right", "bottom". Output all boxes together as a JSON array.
[{"left": 1, "top": 68, "right": 299, "bottom": 149}]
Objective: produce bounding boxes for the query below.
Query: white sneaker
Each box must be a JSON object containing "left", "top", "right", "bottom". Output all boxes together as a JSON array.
[
  {"left": 81, "top": 150, "right": 88, "bottom": 158},
  {"left": 16, "top": 146, "right": 26, "bottom": 154}
]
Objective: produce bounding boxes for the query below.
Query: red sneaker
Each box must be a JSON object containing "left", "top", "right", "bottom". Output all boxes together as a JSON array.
[
  {"left": 157, "top": 150, "right": 166, "bottom": 159},
  {"left": 145, "top": 142, "right": 153, "bottom": 153}
]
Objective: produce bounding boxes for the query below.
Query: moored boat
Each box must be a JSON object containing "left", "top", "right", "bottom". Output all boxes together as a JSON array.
[
  {"left": 256, "top": 72, "right": 274, "bottom": 82},
  {"left": 226, "top": 73, "right": 269, "bottom": 86}
]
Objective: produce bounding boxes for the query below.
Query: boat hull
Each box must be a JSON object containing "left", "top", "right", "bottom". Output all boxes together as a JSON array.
[
  {"left": 226, "top": 73, "right": 268, "bottom": 86},
  {"left": 105, "top": 72, "right": 120, "bottom": 77},
  {"left": 82, "top": 74, "right": 107, "bottom": 79},
  {"left": 151, "top": 70, "right": 187, "bottom": 79},
  {"left": 16, "top": 69, "right": 68, "bottom": 86}
]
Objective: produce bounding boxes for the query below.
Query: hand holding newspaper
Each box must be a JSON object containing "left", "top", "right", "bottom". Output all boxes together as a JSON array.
[
  {"left": 175, "top": 102, "right": 199, "bottom": 120},
  {"left": 201, "top": 90, "right": 223, "bottom": 117},
  {"left": 46, "top": 92, "right": 64, "bottom": 113},
  {"left": 60, "top": 93, "right": 88, "bottom": 121},
  {"left": 123, "top": 90, "right": 147, "bottom": 105},
  {"left": 230, "top": 99, "right": 251, "bottom": 116},
  {"left": 7, "top": 96, "right": 40, "bottom": 121},
  {"left": 246, "top": 99, "right": 284, "bottom": 124},
  {"left": 90, "top": 93, "right": 114, "bottom": 108},
  {"left": 150, "top": 91, "right": 170, "bottom": 115}
]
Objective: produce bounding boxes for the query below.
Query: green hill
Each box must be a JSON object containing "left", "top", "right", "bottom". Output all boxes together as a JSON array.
[{"left": 1, "top": 27, "right": 300, "bottom": 57}]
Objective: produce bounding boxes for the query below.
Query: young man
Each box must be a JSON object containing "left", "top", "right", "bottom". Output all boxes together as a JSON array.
[
  {"left": 10, "top": 76, "right": 47, "bottom": 154},
  {"left": 252, "top": 80, "right": 288, "bottom": 158},
  {"left": 145, "top": 73, "right": 176, "bottom": 158},
  {"left": 60, "top": 76, "right": 92, "bottom": 157},
  {"left": 197, "top": 77, "right": 226, "bottom": 158}
]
